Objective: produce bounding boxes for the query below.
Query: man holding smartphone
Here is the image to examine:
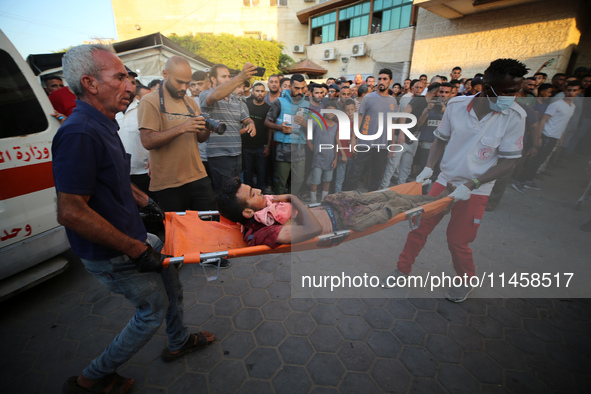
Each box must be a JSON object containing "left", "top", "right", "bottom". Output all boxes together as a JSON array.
[
  {"left": 265, "top": 74, "right": 310, "bottom": 195},
  {"left": 199, "top": 62, "right": 258, "bottom": 193}
]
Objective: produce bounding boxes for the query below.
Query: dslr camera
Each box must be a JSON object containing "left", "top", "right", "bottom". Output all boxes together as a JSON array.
[
  {"left": 201, "top": 113, "right": 226, "bottom": 135},
  {"left": 432, "top": 99, "right": 444, "bottom": 113}
]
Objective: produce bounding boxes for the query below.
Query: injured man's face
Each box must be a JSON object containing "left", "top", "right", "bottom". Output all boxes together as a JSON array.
[{"left": 236, "top": 184, "right": 268, "bottom": 217}]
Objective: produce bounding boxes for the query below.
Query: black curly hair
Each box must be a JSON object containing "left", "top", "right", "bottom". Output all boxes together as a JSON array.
[
  {"left": 483, "top": 58, "right": 529, "bottom": 84},
  {"left": 216, "top": 177, "right": 249, "bottom": 224}
]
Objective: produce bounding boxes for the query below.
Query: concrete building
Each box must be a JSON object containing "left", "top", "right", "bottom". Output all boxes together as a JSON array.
[
  {"left": 410, "top": 0, "right": 590, "bottom": 80},
  {"left": 295, "top": 0, "right": 416, "bottom": 80},
  {"left": 111, "top": 0, "right": 589, "bottom": 82},
  {"left": 111, "top": 0, "right": 308, "bottom": 63}
]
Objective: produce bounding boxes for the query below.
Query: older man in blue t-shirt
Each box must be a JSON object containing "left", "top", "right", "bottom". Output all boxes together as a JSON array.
[{"left": 52, "top": 44, "right": 214, "bottom": 393}]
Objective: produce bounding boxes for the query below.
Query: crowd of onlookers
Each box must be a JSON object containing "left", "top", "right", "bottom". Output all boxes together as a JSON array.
[
  {"left": 47, "top": 46, "right": 591, "bottom": 391},
  {"left": 41, "top": 60, "right": 591, "bottom": 218}
]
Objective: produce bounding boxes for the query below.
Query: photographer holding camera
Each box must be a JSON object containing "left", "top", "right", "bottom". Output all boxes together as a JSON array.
[
  {"left": 200, "top": 62, "right": 259, "bottom": 193},
  {"left": 138, "top": 56, "right": 216, "bottom": 212},
  {"left": 414, "top": 82, "right": 453, "bottom": 185}
]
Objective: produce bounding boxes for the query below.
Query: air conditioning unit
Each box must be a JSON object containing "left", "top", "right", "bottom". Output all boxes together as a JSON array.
[
  {"left": 293, "top": 44, "right": 306, "bottom": 53},
  {"left": 323, "top": 48, "right": 337, "bottom": 61},
  {"left": 351, "top": 42, "right": 367, "bottom": 57}
]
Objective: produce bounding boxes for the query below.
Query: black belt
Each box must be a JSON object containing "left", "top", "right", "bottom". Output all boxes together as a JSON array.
[{"left": 323, "top": 204, "right": 339, "bottom": 231}]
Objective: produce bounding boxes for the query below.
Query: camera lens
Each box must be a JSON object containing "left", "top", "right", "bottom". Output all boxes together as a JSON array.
[{"left": 205, "top": 118, "right": 226, "bottom": 135}]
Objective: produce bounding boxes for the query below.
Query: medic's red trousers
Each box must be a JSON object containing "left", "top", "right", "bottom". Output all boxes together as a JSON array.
[{"left": 397, "top": 182, "right": 488, "bottom": 278}]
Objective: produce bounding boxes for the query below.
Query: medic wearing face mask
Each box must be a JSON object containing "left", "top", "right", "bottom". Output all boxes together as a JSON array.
[{"left": 391, "top": 59, "right": 528, "bottom": 303}]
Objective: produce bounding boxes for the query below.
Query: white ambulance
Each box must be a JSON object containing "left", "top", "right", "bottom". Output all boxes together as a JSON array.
[{"left": 0, "top": 30, "right": 70, "bottom": 300}]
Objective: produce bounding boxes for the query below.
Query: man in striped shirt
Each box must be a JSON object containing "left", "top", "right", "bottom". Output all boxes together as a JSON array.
[{"left": 199, "top": 63, "right": 257, "bottom": 193}]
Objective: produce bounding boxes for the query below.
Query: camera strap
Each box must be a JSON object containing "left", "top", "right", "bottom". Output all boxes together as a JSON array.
[{"left": 159, "top": 80, "right": 196, "bottom": 117}]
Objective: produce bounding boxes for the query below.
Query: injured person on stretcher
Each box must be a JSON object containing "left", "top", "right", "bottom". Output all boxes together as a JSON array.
[{"left": 216, "top": 178, "right": 454, "bottom": 249}]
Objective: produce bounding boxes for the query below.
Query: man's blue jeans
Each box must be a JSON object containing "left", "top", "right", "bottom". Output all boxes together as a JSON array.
[
  {"left": 80, "top": 234, "right": 189, "bottom": 379},
  {"left": 243, "top": 147, "right": 267, "bottom": 190}
]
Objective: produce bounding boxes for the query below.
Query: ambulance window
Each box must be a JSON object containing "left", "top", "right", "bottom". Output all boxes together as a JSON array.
[{"left": 0, "top": 49, "right": 48, "bottom": 139}]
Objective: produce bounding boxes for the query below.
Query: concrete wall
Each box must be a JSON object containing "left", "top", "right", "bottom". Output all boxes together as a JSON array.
[
  {"left": 112, "top": 0, "right": 309, "bottom": 58},
  {"left": 572, "top": 0, "right": 591, "bottom": 70},
  {"left": 113, "top": 0, "right": 278, "bottom": 40},
  {"left": 304, "top": 26, "right": 415, "bottom": 77},
  {"left": 277, "top": 1, "right": 310, "bottom": 59},
  {"left": 410, "top": 0, "right": 583, "bottom": 79}
]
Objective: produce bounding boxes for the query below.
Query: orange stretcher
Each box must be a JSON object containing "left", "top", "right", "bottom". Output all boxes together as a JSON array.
[{"left": 159, "top": 182, "right": 453, "bottom": 281}]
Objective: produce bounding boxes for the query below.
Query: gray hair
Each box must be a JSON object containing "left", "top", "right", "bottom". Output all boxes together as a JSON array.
[{"left": 62, "top": 43, "right": 114, "bottom": 98}]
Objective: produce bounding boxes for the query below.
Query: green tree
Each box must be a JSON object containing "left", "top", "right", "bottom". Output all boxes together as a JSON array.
[
  {"left": 168, "top": 33, "right": 288, "bottom": 79},
  {"left": 52, "top": 46, "right": 73, "bottom": 53},
  {"left": 278, "top": 53, "right": 295, "bottom": 74}
]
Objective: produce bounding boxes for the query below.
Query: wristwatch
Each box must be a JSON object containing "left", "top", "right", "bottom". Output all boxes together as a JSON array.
[{"left": 471, "top": 178, "right": 481, "bottom": 189}]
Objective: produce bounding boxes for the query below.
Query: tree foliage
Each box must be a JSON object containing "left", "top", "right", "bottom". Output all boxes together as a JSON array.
[
  {"left": 168, "top": 33, "right": 290, "bottom": 79},
  {"left": 278, "top": 53, "right": 295, "bottom": 74},
  {"left": 52, "top": 46, "right": 73, "bottom": 53}
]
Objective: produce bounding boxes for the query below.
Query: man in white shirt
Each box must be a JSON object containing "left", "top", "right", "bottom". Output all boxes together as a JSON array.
[
  {"left": 189, "top": 70, "right": 212, "bottom": 177},
  {"left": 392, "top": 58, "right": 529, "bottom": 303},
  {"left": 117, "top": 68, "right": 151, "bottom": 195},
  {"left": 513, "top": 80, "right": 581, "bottom": 191}
]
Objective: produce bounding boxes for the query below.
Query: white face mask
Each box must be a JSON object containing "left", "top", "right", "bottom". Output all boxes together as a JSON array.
[{"left": 487, "top": 85, "right": 515, "bottom": 112}]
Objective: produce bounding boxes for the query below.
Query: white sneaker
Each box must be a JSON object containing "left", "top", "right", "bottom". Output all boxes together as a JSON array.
[{"left": 445, "top": 285, "right": 475, "bottom": 303}]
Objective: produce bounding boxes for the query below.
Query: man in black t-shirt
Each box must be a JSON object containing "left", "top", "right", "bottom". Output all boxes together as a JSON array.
[{"left": 243, "top": 82, "right": 272, "bottom": 190}]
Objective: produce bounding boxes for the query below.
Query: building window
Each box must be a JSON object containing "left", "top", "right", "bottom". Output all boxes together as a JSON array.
[
  {"left": 270, "top": 0, "right": 288, "bottom": 6},
  {"left": 338, "top": 1, "right": 371, "bottom": 40},
  {"left": 311, "top": 11, "right": 337, "bottom": 44},
  {"left": 372, "top": 0, "right": 413, "bottom": 33},
  {"left": 244, "top": 0, "right": 260, "bottom": 6}
]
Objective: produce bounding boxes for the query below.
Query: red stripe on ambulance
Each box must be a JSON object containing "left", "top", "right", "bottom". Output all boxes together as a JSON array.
[{"left": 0, "top": 162, "right": 54, "bottom": 200}]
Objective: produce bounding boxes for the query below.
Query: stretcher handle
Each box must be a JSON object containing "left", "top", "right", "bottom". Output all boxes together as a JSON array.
[
  {"left": 317, "top": 230, "right": 351, "bottom": 247},
  {"left": 406, "top": 207, "right": 424, "bottom": 230},
  {"left": 174, "top": 210, "right": 220, "bottom": 218},
  {"left": 113, "top": 254, "right": 200, "bottom": 273}
]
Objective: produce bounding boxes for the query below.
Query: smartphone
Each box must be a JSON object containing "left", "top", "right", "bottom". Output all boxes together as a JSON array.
[{"left": 254, "top": 66, "right": 266, "bottom": 77}]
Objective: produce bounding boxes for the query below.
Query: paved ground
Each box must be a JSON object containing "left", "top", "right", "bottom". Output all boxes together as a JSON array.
[{"left": 1, "top": 154, "right": 590, "bottom": 393}]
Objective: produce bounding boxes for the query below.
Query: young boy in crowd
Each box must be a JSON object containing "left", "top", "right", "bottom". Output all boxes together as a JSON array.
[
  {"left": 308, "top": 100, "right": 339, "bottom": 202},
  {"left": 335, "top": 99, "right": 356, "bottom": 193}
]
